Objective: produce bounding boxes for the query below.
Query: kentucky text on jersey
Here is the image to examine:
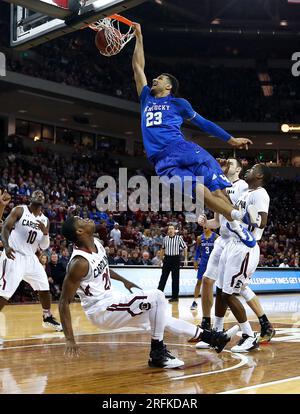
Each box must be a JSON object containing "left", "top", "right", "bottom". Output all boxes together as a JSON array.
[{"left": 140, "top": 85, "right": 231, "bottom": 159}]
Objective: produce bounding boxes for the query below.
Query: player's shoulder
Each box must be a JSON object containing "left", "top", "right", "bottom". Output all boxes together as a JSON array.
[
  {"left": 140, "top": 85, "right": 151, "bottom": 102},
  {"left": 256, "top": 187, "right": 269, "bottom": 197},
  {"left": 237, "top": 179, "right": 248, "bottom": 190},
  {"left": 172, "top": 97, "right": 190, "bottom": 107},
  {"left": 250, "top": 187, "right": 270, "bottom": 202},
  {"left": 94, "top": 237, "right": 105, "bottom": 251}
]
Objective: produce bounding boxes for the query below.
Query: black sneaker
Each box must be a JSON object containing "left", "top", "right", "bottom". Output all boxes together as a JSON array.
[
  {"left": 259, "top": 324, "right": 276, "bottom": 343},
  {"left": 190, "top": 301, "right": 198, "bottom": 311},
  {"left": 168, "top": 298, "right": 179, "bottom": 303},
  {"left": 148, "top": 345, "right": 184, "bottom": 368},
  {"left": 42, "top": 315, "right": 63, "bottom": 332},
  {"left": 201, "top": 325, "right": 239, "bottom": 353}
]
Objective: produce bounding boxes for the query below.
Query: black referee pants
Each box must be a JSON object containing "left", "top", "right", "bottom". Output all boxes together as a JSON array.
[{"left": 158, "top": 255, "right": 180, "bottom": 299}]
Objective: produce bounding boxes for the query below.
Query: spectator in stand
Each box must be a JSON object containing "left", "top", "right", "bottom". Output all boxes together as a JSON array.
[
  {"left": 39, "top": 253, "right": 58, "bottom": 300},
  {"left": 115, "top": 249, "right": 133, "bottom": 265},
  {"left": 140, "top": 251, "right": 152, "bottom": 266},
  {"left": 110, "top": 223, "right": 122, "bottom": 249},
  {"left": 106, "top": 246, "right": 116, "bottom": 265},
  {"left": 141, "top": 229, "right": 153, "bottom": 251},
  {"left": 59, "top": 247, "right": 70, "bottom": 271},
  {"left": 106, "top": 213, "right": 115, "bottom": 231},
  {"left": 97, "top": 220, "right": 108, "bottom": 246},
  {"left": 152, "top": 228, "right": 164, "bottom": 255},
  {"left": 131, "top": 251, "right": 142, "bottom": 265},
  {"left": 122, "top": 222, "right": 138, "bottom": 249},
  {"left": 151, "top": 250, "right": 163, "bottom": 266},
  {"left": 47, "top": 252, "right": 66, "bottom": 296},
  {"left": 279, "top": 258, "right": 290, "bottom": 268}
]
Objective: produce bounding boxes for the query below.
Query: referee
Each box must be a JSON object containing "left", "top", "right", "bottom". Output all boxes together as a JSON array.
[{"left": 158, "top": 225, "right": 188, "bottom": 303}]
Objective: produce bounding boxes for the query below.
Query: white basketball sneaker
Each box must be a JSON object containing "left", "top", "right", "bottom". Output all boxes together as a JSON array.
[
  {"left": 231, "top": 332, "right": 259, "bottom": 353},
  {"left": 195, "top": 341, "right": 211, "bottom": 349}
]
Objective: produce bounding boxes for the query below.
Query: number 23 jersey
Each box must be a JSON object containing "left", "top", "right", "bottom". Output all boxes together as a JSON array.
[
  {"left": 140, "top": 85, "right": 196, "bottom": 159},
  {"left": 8, "top": 205, "right": 48, "bottom": 256}
]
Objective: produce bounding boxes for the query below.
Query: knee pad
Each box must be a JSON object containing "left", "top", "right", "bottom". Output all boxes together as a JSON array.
[{"left": 240, "top": 286, "right": 255, "bottom": 302}]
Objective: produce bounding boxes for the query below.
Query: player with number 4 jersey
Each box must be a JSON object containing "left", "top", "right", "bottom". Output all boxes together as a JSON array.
[{"left": 0, "top": 190, "right": 62, "bottom": 333}]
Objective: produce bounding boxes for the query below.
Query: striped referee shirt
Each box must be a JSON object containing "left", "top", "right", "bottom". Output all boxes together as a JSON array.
[{"left": 163, "top": 235, "right": 187, "bottom": 256}]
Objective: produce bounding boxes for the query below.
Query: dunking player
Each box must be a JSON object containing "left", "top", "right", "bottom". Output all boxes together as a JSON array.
[
  {"left": 132, "top": 23, "right": 257, "bottom": 247},
  {"left": 0, "top": 190, "right": 62, "bottom": 335},
  {"left": 209, "top": 164, "right": 272, "bottom": 352},
  {"left": 190, "top": 227, "right": 218, "bottom": 311},
  {"left": 59, "top": 216, "right": 238, "bottom": 368},
  {"left": 196, "top": 159, "right": 275, "bottom": 348}
]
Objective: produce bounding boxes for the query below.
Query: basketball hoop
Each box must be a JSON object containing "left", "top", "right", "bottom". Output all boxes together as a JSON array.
[{"left": 88, "top": 14, "right": 135, "bottom": 57}]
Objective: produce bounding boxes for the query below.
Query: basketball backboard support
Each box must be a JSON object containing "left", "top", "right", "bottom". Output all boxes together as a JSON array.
[{"left": 8, "top": 0, "right": 146, "bottom": 50}]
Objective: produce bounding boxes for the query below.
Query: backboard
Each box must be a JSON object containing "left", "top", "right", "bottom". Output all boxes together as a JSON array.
[{"left": 8, "top": 0, "right": 146, "bottom": 50}]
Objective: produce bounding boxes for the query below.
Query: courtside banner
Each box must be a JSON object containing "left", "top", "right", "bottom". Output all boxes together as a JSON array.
[{"left": 110, "top": 266, "right": 300, "bottom": 295}]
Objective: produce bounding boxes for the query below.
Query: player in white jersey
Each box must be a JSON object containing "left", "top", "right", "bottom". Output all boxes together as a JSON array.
[
  {"left": 0, "top": 190, "right": 62, "bottom": 335},
  {"left": 59, "top": 216, "right": 239, "bottom": 368},
  {"left": 212, "top": 164, "right": 272, "bottom": 352},
  {"left": 197, "top": 159, "right": 274, "bottom": 347}
]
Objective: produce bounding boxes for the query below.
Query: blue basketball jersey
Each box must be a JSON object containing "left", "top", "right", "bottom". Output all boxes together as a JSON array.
[
  {"left": 195, "top": 233, "right": 217, "bottom": 262},
  {"left": 140, "top": 85, "right": 195, "bottom": 158}
]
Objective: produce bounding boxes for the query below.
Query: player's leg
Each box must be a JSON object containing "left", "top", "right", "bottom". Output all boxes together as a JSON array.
[
  {"left": 200, "top": 239, "right": 225, "bottom": 329},
  {"left": 157, "top": 259, "right": 172, "bottom": 292},
  {"left": 0, "top": 253, "right": 25, "bottom": 343},
  {"left": 23, "top": 256, "right": 62, "bottom": 331},
  {"left": 190, "top": 279, "right": 202, "bottom": 311},
  {"left": 240, "top": 286, "right": 275, "bottom": 343},
  {"left": 221, "top": 242, "right": 260, "bottom": 352},
  {"left": 170, "top": 257, "right": 180, "bottom": 301},
  {"left": 89, "top": 289, "right": 184, "bottom": 368}
]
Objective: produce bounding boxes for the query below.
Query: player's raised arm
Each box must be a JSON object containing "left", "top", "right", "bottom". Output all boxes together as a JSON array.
[
  {"left": 132, "top": 23, "right": 147, "bottom": 96},
  {"left": 59, "top": 256, "right": 89, "bottom": 357}
]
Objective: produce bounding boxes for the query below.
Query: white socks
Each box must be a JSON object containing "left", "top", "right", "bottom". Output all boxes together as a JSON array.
[
  {"left": 239, "top": 321, "right": 254, "bottom": 337},
  {"left": 165, "top": 316, "right": 202, "bottom": 339},
  {"left": 213, "top": 316, "right": 224, "bottom": 332}
]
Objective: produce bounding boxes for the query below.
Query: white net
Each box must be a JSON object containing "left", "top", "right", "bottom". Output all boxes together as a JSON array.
[{"left": 89, "top": 16, "right": 135, "bottom": 56}]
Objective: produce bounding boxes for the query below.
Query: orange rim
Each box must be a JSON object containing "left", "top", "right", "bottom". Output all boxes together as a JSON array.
[{"left": 109, "top": 13, "right": 134, "bottom": 26}]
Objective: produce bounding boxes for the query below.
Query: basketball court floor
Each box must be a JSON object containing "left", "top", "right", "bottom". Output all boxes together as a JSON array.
[{"left": 1, "top": 293, "right": 300, "bottom": 394}]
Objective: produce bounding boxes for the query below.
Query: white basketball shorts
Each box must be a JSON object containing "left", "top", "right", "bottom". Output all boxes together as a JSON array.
[
  {"left": 87, "top": 290, "right": 164, "bottom": 331},
  {"left": 203, "top": 236, "right": 227, "bottom": 281},
  {"left": 216, "top": 239, "right": 260, "bottom": 295},
  {"left": 0, "top": 251, "right": 49, "bottom": 300}
]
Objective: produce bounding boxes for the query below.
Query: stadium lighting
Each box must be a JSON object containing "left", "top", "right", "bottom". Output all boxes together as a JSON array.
[
  {"left": 281, "top": 124, "right": 290, "bottom": 132},
  {"left": 281, "top": 124, "right": 300, "bottom": 132},
  {"left": 280, "top": 20, "right": 288, "bottom": 27},
  {"left": 211, "top": 18, "right": 221, "bottom": 25},
  {"left": 265, "top": 142, "right": 273, "bottom": 145}
]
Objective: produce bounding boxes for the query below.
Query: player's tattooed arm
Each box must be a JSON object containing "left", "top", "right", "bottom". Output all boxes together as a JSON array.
[
  {"left": 132, "top": 22, "right": 147, "bottom": 96},
  {"left": 59, "top": 256, "right": 88, "bottom": 357},
  {"left": 109, "top": 268, "right": 141, "bottom": 293},
  {"left": 1, "top": 206, "right": 23, "bottom": 260}
]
